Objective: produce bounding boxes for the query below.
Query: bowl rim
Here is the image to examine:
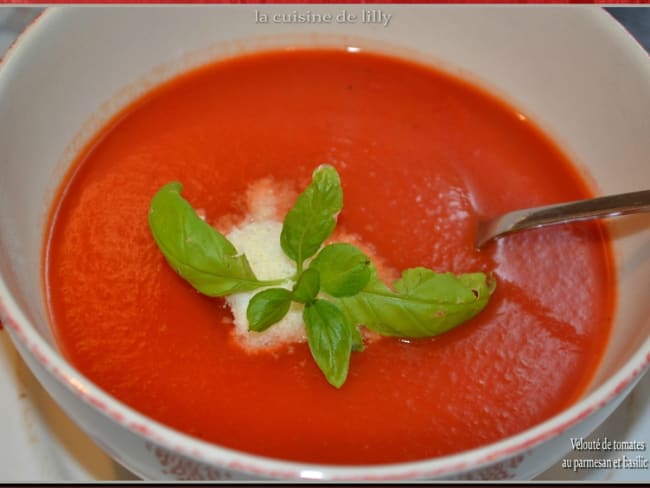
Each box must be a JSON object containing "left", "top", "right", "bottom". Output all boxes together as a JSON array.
[{"left": 1, "top": 5, "right": 649, "bottom": 481}]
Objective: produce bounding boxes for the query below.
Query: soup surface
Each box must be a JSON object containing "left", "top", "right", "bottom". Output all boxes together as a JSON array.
[{"left": 45, "top": 49, "right": 614, "bottom": 464}]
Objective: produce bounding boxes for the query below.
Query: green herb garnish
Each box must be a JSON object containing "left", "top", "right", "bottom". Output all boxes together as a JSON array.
[
  {"left": 337, "top": 267, "right": 495, "bottom": 338},
  {"left": 148, "top": 182, "right": 284, "bottom": 296},
  {"left": 280, "top": 165, "right": 342, "bottom": 275},
  {"left": 149, "top": 165, "right": 495, "bottom": 387},
  {"left": 303, "top": 298, "right": 354, "bottom": 388},
  {"left": 292, "top": 268, "right": 321, "bottom": 304},
  {"left": 310, "top": 243, "right": 371, "bottom": 297},
  {"left": 246, "top": 288, "right": 293, "bottom": 332}
]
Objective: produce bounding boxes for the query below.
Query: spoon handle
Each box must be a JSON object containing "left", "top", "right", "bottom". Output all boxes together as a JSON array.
[{"left": 476, "top": 189, "right": 650, "bottom": 248}]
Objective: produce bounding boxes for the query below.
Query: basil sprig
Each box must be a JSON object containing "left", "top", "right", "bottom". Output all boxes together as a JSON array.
[
  {"left": 149, "top": 166, "right": 496, "bottom": 388},
  {"left": 247, "top": 167, "right": 366, "bottom": 386}
]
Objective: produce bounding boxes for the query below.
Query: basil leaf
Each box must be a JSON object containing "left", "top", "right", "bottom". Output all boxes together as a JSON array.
[
  {"left": 336, "top": 268, "right": 495, "bottom": 338},
  {"left": 394, "top": 268, "right": 491, "bottom": 304},
  {"left": 148, "top": 182, "right": 266, "bottom": 296},
  {"left": 303, "top": 299, "right": 353, "bottom": 388},
  {"left": 247, "top": 288, "right": 293, "bottom": 332},
  {"left": 292, "top": 268, "right": 320, "bottom": 304},
  {"left": 309, "top": 243, "right": 371, "bottom": 297},
  {"left": 280, "top": 165, "right": 343, "bottom": 269}
]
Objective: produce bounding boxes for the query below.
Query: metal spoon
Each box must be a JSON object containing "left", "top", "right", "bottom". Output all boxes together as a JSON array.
[{"left": 476, "top": 189, "right": 650, "bottom": 248}]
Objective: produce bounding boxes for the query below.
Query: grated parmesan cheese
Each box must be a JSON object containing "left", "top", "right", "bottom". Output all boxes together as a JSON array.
[{"left": 225, "top": 221, "right": 307, "bottom": 351}]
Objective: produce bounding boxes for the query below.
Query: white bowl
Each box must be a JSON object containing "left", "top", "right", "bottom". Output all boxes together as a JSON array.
[{"left": 0, "top": 5, "right": 649, "bottom": 481}]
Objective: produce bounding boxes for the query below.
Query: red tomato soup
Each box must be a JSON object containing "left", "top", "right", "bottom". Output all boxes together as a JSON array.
[{"left": 45, "top": 49, "right": 614, "bottom": 464}]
